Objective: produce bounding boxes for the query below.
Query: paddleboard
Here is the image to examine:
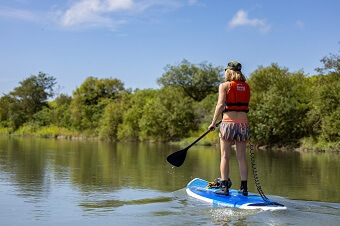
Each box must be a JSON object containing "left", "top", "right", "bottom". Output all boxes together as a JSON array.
[{"left": 186, "top": 178, "right": 286, "bottom": 211}]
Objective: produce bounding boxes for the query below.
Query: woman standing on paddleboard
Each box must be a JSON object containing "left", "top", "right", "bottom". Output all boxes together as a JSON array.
[{"left": 208, "top": 61, "right": 250, "bottom": 196}]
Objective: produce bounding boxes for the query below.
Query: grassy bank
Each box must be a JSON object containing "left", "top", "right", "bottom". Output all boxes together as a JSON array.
[
  {"left": 173, "top": 129, "right": 340, "bottom": 153},
  {"left": 0, "top": 126, "right": 12, "bottom": 135},
  {"left": 2, "top": 125, "right": 97, "bottom": 140},
  {"left": 1, "top": 125, "right": 339, "bottom": 152},
  {"left": 297, "top": 137, "right": 340, "bottom": 152}
]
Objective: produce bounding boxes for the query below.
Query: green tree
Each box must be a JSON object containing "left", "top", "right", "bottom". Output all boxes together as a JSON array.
[
  {"left": 157, "top": 59, "right": 224, "bottom": 101},
  {"left": 248, "top": 64, "right": 310, "bottom": 144},
  {"left": 99, "top": 94, "right": 131, "bottom": 140},
  {"left": 10, "top": 72, "right": 56, "bottom": 115},
  {"left": 1, "top": 72, "right": 56, "bottom": 129},
  {"left": 52, "top": 94, "right": 72, "bottom": 128},
  {"left": 308, "top": 50, "right": 340, "bottom": 142},
  {"left": 0, "top": 95, "right": 15, "bottom": 127},
  {"left": 69, "top": 77, "right": 125, "bottom": 132},
  {"left": 139, "top": 87, "right": 195, "bottom": 141},
  {"left": 32, "top": 94, "right": 72, "bottom": 128},
  {"left": 192, "top": 93, "right": 218, "bottom": 126},
  {"left": 99, "top": 97, "right": 125, "bottom": 140},
  {"left": 315, "top": 46, "right": 340, "bottom": 74},
  {"left": 117, "top": 89, "right": 158, "bottom": 141}
]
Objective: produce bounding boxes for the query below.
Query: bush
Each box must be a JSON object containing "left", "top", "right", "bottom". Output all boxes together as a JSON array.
[
  {"left": 247, "top": 64, "right": 310, "bottom": 144},
  {"left": 306, "top": 73, "right": 340, "bottom": 142},
  {"left": 99, "top": 99, "right": 124, "bottom": 140},
  {"left": 35, "top": 126, "right": 74, "bottom": 138},
  {"left": 139, "top": 87, "right": 195, "bottom": 141}
]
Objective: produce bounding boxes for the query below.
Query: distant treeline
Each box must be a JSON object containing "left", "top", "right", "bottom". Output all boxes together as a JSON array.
[{"left": 0, "top": 52, "right": 339, "bottom": 149}]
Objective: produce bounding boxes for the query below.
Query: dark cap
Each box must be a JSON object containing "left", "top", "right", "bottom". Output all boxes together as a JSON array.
[{"left": 225, "top": 61, "right": 242, "bottom": 72}]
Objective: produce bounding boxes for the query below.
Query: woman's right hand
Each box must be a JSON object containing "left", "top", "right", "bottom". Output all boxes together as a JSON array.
[{"left": 208, "top": 123, "right": 216, "bottom": 131}]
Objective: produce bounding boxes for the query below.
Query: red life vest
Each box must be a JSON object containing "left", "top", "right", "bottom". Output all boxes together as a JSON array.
[{"left": 225, "top": 81, "right": 250, "bottom": 113}]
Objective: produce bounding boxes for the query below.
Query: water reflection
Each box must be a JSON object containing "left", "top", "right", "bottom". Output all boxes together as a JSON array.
[
  {"left": 79, "top": 196, "right": 173, "bottom": 210},
  {"left": 0, "top": 136, "right": 339, "bottom": 204}
]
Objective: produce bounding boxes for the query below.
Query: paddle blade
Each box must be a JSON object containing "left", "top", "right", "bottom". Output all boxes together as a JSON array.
[{"left": 166, "top": 148, "right": 188, "bottom": 167}]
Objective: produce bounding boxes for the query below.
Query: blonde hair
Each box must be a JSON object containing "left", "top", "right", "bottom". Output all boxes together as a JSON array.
[{"left": 225, "top": 69, "right": 246, "bottom": 82}]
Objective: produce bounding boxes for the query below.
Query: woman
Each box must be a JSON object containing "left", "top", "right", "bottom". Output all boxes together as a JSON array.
[{"left": 208, "top": 61, "right": 250, "bottom": 196}]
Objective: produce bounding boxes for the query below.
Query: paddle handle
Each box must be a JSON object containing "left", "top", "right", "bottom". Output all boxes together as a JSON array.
[{"left": 186, "top": 120, "right": 222, "bottom": 149}]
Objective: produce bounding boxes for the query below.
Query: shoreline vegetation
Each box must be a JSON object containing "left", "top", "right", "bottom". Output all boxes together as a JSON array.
[
  {"left": 0, "top": 127, "right": 338, "bottom": 152},
  {"left": 0, "top": 51, "right": 339, "bottom": 152}
]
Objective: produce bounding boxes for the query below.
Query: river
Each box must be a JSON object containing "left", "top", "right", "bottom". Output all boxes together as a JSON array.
[{"left": 0, "top": 137, "right": 339, "bottom": 225}]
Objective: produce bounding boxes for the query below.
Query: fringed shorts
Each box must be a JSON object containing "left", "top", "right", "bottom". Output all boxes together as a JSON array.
[{"left": 219, "top": 119, "right": 250, "bottom": 142}]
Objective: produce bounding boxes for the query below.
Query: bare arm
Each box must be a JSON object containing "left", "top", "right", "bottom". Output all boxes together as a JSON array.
[{"left": 209, "top": 83, "right": 228, "bottom": 130}]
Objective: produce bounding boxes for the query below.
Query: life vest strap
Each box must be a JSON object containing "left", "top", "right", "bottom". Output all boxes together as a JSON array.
[{"left": 226, "top": 102, "right": 249, "bottom": 107}]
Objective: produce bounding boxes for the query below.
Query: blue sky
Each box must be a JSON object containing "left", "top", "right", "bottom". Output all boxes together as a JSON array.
[{"left": 0, "top": 0, "right": 339, "bottom": 96}]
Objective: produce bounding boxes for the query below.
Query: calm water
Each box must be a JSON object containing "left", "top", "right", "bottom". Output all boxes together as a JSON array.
[{"left": 0, "top": 136, "right": 339, "bottom": 225}]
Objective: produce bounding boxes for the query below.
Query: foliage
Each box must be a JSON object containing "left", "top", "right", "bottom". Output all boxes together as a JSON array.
[
  {"left": 157, "top": 59, "right": 224, "bottom": 101},
  {"left": 247, "top": 63, "right": 310, "bottom": 144},
  {"left": 32, "top": 94, "right": 72, "bottom": 128},
  {"left": 306, "top": 73, "right": 340, "bottom": 142},
  {"left": 34, "top": 126, "right": 75, "bottom": 138},
  {"left": 13, "top": 122, "right": 39, "bottom": 135},
  {"left": 12, "top": 122, "right": 77, "bottom": 138},
  {"left": 0, "top": 126, "right": 12, "bottom": 135},
  {"left": 0, "top": 49, "right": 339, "bottom": 149},
  {"left": 117, "top": 89, "right": 157, "bottom": 141},
  {"left": 0, "top": 72, "right": 56, "bottom": 129},
  {"left": 138, "top": 87, "right": 196, "bottom": 141},
  {"left": 192, "top": 93, "right": 218, "bottom": 126},
  {"left": 0, "top": 94, "right": 15, "bottom": 127},
  {"left": 10, "top": 72, "right": 56, "bottom": 116},
  {"left": 99, "top": 98, "right": 125, "bottom": 140},
  {"left": 99, "top": 87, "right": 195, "bottom": 142},
  {"left": 315, "top": 47, "right": 340, "bottom": 74},
  {"left": 69, "top": 77, "right": 125, "bottom": 132},
  {"left": 51, "top": 94, "right": 72, "bottom": 128},
  {"left": 308, "top": 50, "right": 340, "bottom": 143}
]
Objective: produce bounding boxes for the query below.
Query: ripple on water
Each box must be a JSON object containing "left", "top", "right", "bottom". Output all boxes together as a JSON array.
[{"left": 78, "top": 188, "right": 174, "bottom": 215}]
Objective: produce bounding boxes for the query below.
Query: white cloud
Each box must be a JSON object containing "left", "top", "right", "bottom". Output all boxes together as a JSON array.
[
  {"left": 228, "top": 10, "right": 271, "bottom": 32},
  {"left": 0, "top": 0, "right": 192, "bottom": 30},
  {"left": 0, "top": 6, "right": 37, "bottom": 21},
  {"left": 59, "top": 0, "right": 133, "bottom": 28},
  {"left": 58, "top": 0, "right": 184, "bottom": 29}
]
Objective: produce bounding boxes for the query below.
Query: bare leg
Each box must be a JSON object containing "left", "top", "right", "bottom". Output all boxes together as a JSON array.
[
  {"left": 220, "top": 139, "right": 232, "bottom": 181},
  {"left": 236, "top": 141, "right": 248, "bottom": 181}
]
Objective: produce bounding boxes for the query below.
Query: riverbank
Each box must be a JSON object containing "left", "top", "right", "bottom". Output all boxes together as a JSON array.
[
  {"left": 0, "top": 125, "right": 97, "bottom": 141},
  {"left": 173, "top": 133, "right": 340, "bottom": 153},
  {"left": 1, "top": 125, "right": 339, "bottom": 152}
]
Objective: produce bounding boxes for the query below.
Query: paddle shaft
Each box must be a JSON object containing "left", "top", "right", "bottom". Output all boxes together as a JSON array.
[
  {"left": 166, "top": 120, "right": 222, "bottom": 167},
  {"left": 186, "top": 120, "right": 222, "bottom": 150}
]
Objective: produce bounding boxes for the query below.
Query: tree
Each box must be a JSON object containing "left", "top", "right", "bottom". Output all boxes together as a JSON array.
[
  {"left": 52, "top": 94, "right": 72, "bottom": 128},
  {"left": 157, "top": 59, "right": 224, "bottom": 101},
  {"left": 32, "top": 93, "right": 72, "bottom": 128},
  {"left": 315, "top": 46, "right": 340, "bottom": 74},
  {"left": 0, "top": 95, "right": 15, "bottom": 127},
  {"left": 247, "top": 64, "right": 310, "bottom": 144},
  {"left": 2, "top": 72, "right": 56, "bottom": 129},
  {"left": 69, "top": 77, "right": 125, "bottom": 132},
  {"left": 10, "top": 72, "right": 56, "bottom": 115},
  {"left": 117, "top": 89, "right": 158, "bottom": 141},
  {"left": 139, "top": 87, "right": 196, "bottom": 141},
  {"left": 99, "top": 98, "right": 124, "bottom": 140},
  {"left": 308, "top": 49, "right": 340, "bottom": 142}
]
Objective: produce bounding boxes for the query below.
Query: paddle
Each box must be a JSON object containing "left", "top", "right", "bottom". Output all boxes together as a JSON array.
[{"left": 166, "top": 120, "right": 222, "bottom": 167}]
